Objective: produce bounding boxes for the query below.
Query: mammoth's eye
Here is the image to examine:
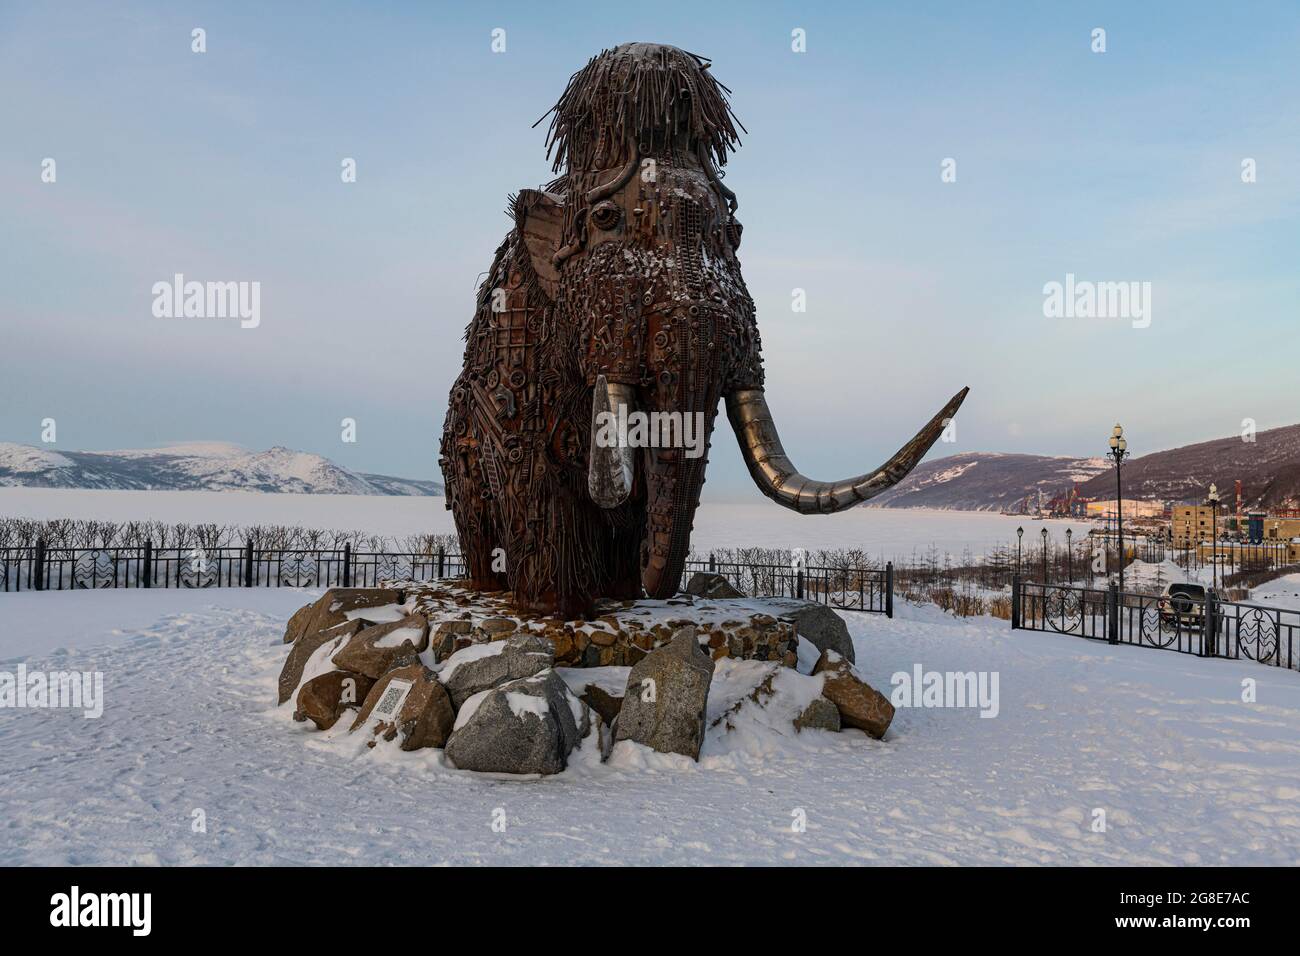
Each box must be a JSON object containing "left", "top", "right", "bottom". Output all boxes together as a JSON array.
[{"left": 590, "top": 200, "right": 622, "bottom": 230}]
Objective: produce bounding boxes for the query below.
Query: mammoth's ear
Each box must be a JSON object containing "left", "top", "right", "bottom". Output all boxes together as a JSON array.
[{"left": 512, "top": 189, "right": 565, "bottom": 300}]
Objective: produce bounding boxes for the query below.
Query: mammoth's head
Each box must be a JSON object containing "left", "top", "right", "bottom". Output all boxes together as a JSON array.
[{"left": 516, "top": 42, "right": 746, "bottom": 296}]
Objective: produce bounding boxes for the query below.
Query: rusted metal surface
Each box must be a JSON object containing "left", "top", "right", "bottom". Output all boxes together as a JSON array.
[
  {"left": 440, "top": 43, "right": 967, "bottom": 617},
  {"left": 726, "top": 387, "right": 970, "bottom": 515}
]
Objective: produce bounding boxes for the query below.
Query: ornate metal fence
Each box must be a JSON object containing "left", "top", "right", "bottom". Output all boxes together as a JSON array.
[
  {"left": 1, "top": 543, "right": 467, "bottom": 592},
  {"left": 685, "top": 558, "right": 892, "bottom": 615},
  {"left": 0, "top": 542, "right": 890, "bottom": 614},
  {"left": 1013, "top": 577, "right": 1299, "bottom": 672}
]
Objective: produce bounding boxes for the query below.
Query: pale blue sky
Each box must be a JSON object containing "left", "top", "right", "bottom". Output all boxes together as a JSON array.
[{"left": 2, "top": 1, "right": 1297, "bottom": 493}]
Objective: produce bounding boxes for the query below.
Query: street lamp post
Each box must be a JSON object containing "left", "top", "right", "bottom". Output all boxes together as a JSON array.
[
  {"left": 1207, "top": 483, "right": 1220, "bottom": 591},
  {"left": 1066, "top": 528, "right": 1073, "bottom": 584},
  {"left": 1016, "top": 526, "right": 1023, "bottom": 577},
  {"left": 1041, "top": 527, "right": 1049, "bottom": 583},
  {"left": 1107, "top": 424, "right": 1129, "bottom": 593}
]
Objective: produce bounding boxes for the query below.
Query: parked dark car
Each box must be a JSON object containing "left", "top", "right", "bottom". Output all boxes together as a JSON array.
[{"left": 1158, "top": 582, "right": 1206, "bottom": 627}]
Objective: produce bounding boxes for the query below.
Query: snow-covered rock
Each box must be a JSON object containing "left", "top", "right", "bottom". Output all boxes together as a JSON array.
[
  {"left": 684, "top": 571, "right": 744, "bottom": 599},
  {"left": 331, "top": 614, "right": 429, "bottom": 679},
  {"left": 283, "top": 588, "right": 405, "bottom": 645},
  {"left": 708, "top": 659, "right": 838, "bottom": 738},
  {"left": 769, "top": 599, "right": 856, "bottom": 665},
  {"left": 614, "top": 627, "right": 714, "bottom": 760},
  {"left": 444, "top": 670, "right": 589, "bottom": 774},
  {"left": 278, "top": 620, "right": 365, "bottom": 705},
  {"left": 294, "top": 670, "right": 375, "bottom": 730},
  {"left": 351, "top": 663, "right": 455, "bottom": 751},
  {"left": 436, "top": 632, "right": 555, "bottom": 709},
  {"left": 813, "top": 649, "right": 894, "bottom": 739}
]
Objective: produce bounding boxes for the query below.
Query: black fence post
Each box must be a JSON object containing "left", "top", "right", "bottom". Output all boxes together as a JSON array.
[
  {"left": 1010, "top": 574, "right": 1020, "bottom": 629},
  {"left": 796, "top": 568, "right": 805, "bottom": 600},
  {"left": 1107, "top": 582, "right": 1120, "bottom": 644},
  {"left": 342, "top": 543, "right": 352, "bottom": 588},
  {"left": 885, "top": 562, "right": 894, "bottom": 618},
  {"left": 709, "top": 552, "right": 716, "bottom": 573},
  {"left": 243, "top": 540, "right": 254, "bottom": 588},
  {"left": 437, "top": 546, "right": 446, "bottom": 579},
  {"left": 33, "top": 538, "right": 45, "bottom": 591},
  {"left": 142, "top": 539, "right": 152, "bottom": 588},
  {"left": 1203, "top": 589, "right": 1217, "bottom": 657}
]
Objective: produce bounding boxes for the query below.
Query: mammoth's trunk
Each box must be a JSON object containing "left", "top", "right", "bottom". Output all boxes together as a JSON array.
[
  {"left": 639, "top": 409, "right": 716, "bottom": 599},
  {"left": 586, "top": 375, "right": 719, "bottom": 600}
]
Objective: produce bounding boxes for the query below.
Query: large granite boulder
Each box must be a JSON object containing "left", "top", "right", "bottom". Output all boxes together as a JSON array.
[
  {"left": 776, "top": 601, "right": 855, "bottom": 665},
  {"left": 444, "top": 670, "right": 589, "bottom": 774},
  {"left": 813, "top": 649, "right": 893, "bottom": 739},
  {"left": 332, "top": 614, "right": 429, "bottom": 680},
  {"left": 293, "top": 669, "right": 375, "bottom": 730},
  {"left": 351, "top": 662, "right": 456, "bottom": 751},
  {"left": 282, "top": 588, "right": 405, "bottom": 644},
  {"left": 685, "top": 572, "right": 744, "bottom": 599},
  {"left": 614, "top": 627, "right": 714, "bottom": 760},
  {"left": 437, "top": 632, "right": 555, "bottom": 709},
  {"left": 277, "top": 619, "right": 365, "bottom": 705}
]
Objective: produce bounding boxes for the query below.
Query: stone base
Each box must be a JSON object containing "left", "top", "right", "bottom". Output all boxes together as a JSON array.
[
  {"left": 276, "top": 583, "right": 892, "bottom": 772},
  {"left": 403, "top": 581, "right": 798, "bottom": 668}
]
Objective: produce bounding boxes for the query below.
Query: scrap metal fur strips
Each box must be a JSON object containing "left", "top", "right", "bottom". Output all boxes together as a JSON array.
[{"left": 441, "top": 43, "right": 967, "bottom": 616}]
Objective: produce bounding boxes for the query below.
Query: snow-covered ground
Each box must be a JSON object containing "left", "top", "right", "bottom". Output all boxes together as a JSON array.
[
  {"left": 1247, "top": 573, "right": 1300, "bottom": 612},
  {"left": 2, "top": 588, "right": 1297, "bottom": 865},
  {"left": 0, "top": 487, "right": 1090, "bottom": 557}
]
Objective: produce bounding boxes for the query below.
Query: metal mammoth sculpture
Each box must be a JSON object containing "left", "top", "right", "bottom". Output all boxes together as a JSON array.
[{"left": 440, "top": 42, "right": 968, "bottom": 617}]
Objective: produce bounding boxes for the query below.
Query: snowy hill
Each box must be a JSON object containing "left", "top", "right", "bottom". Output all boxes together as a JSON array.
[
  {"left": 1073, "top": 422, "right": 1300, "bottom": 509},
  {"left": 873, "top": 422, "right": 1300, "bottom": 512},
  {"left": 0, "top": 442, "right": 442, "bottom": 496},
  {"left": 869, "top": 452, "right": 1109, "bottom": 512}
]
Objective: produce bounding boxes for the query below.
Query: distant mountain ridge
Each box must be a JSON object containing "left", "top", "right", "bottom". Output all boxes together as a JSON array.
[
  {"left": 0, "top": 442, "right": 442, "bottom": 496},
  {"left": 873, "top": 423, "right": 1300, "bottom": 512},
  {"left": 1074, "top": 423, "right": 1300, "bottom": 510},
  {"left": 869, "top": 452, "right": 1109, "bottom": 512}
]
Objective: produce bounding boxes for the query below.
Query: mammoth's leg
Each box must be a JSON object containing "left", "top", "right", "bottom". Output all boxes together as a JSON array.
[
  {"left": 511, "top": 472, "right": 596, "bottom": 618},
  {"left": 453, "top": 502, "right": 506, "bottom": 591},
  {"left": 594, "top": 491, "right": 644, "bottom": 602},
  {"left": 440, "top": 412, "right": 507, "bottom": 592},
  {"left": 507, "top": 459, "right": 642, "bottom": 618}
]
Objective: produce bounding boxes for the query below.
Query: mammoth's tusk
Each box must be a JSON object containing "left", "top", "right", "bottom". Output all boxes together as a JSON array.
[
  {"left": 726, "top": 386, "right": 970, "bottom": 515},
  {"left": 588, "top": 374, "right": 638, "bottom": 508}
]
